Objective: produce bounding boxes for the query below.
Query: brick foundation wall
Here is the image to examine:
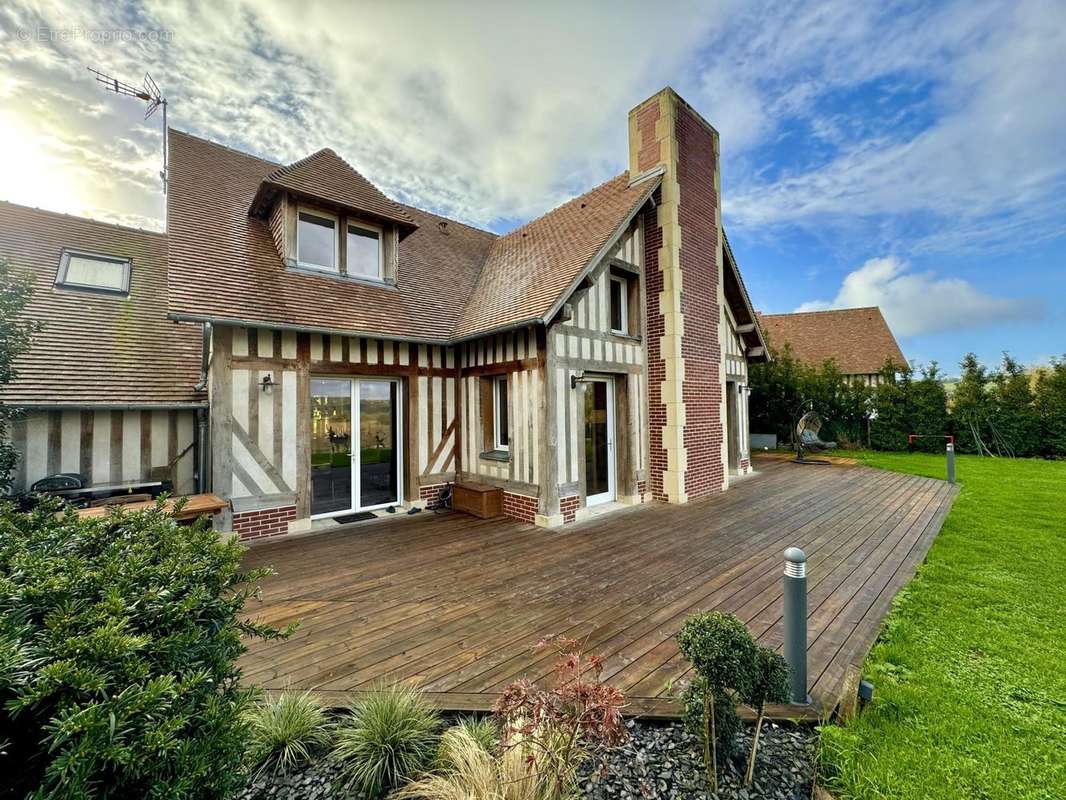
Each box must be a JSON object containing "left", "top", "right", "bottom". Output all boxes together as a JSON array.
[
  {"left": 676, "top": 103, "right": 723, "bottom": 499},
  {"left": 636, "top": 480, "right": 648, "bottom": 504},
  {"left": 419, "top": 483, "right": 448, "bottom": 501},
  {"left": 560, "top": 495, "right": 579, "bottom": 524},
  {"left": 233, "top": 505, "right": 297, "bottom": 541},
  {"left": 502, "top": 491, "right": 537, "bottom": 524},
  {"left": 739, "top": 457, "right": 750, "bottom": 472}
]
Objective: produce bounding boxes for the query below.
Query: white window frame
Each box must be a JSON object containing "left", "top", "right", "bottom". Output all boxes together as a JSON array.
[
  {"left": 295, "top": 204, "right": 339, "bottom": 272},
  {"left": 346, "top": 219, "right": 385, "bottom": 281},
  {"left": 609, "top": 274, "right": 628, "bottom": 335},
  {"left": 54, "top": 249, "right": 131, "bottom": 295},
  {"left": 493, "top": 375, "right": 509, "bottom": 451}
]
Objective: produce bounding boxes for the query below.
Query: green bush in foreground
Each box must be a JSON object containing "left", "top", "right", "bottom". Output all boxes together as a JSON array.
[
  {"left": 332, "top": 684, "right": 442, "bottom": 797},
  {"left": 0, "top": 499, "right": 289, "bottom": 799},
  {"left": 245, "top": 690, "right": 333, "bottom": 778}
]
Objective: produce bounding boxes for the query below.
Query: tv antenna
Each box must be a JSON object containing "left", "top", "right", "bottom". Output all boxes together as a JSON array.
[{"left": 88, "top": 67, "right": 169, "bottom": 192}]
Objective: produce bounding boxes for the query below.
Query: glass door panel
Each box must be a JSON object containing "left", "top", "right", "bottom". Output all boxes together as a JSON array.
[
  {"left": 584, "top": 379, "right": 615, "bottom": 505},
  {"left": 310, "top": 378, "right": 353, "bottom": 515},
  {"left": 358, "top": 380, "right": 399, "bottom": 508}
]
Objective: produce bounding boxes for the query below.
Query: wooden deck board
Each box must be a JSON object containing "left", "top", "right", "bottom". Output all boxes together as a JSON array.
[{"left": 240, "top": 457, "right": 958, "bottom": 718}]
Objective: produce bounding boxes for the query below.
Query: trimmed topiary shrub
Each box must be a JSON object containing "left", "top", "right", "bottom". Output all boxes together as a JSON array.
[
  {"left": 0, "top": 498, "right": 290, "bottom": 799},
  {"left": 245, "top": 690, "right": 333, "bottom": 778},
  {"left": 676, "top": 612, "right": 759, "bottom": 793},
  {"left": 332, "top": 684, "right": 441, "bottom": 797},
  {"left": 741, "top": 646, "right": 791, "bottom": 785}
]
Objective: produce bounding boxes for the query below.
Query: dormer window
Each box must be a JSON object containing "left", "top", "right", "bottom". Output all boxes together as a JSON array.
[
  {"left": 296, "top": 206, "right": 338, "bottom": 271},
  {"left": 346, "top": 222, "right": 383, "bottom": 280},
  {"left": 55, "top": 249, "right": 131, "bottom": 295}
]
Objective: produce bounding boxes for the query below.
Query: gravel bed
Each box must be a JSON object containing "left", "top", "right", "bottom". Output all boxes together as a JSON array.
[
  {"left": 240, "top": 718, "right": 817, "bottom": 800},
  {"left": 580, "top": 718, "right": 818, "bottom": 800},
  {"left": 238, "top": 758, "right": 347, "bottom": 800}
]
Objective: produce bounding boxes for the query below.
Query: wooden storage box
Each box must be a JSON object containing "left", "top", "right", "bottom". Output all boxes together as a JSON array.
[{"left": 452, "top": 482, "right": 503, "bottom": 519}]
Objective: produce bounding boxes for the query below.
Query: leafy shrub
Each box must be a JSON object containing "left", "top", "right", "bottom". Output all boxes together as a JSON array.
[
  {"left": 0, "top": 255, "right": 41, "bottom": 493},
  {"left": 245, "top": 690, "right": 332, "bottom": 777},
  {"left": 332, "top": 684, "right": 441, "bottom": 797},
  {"left": 394, "top": 725, "right": 548, "bottom": 800},
  {"left": 740, "top": 647, "right": 790, "bottom": 785},
  {"left": 494, "top": 636, "right": 628, "bottom": 800},
  {"left": 676, "top": 612, "right": 759, "bottom": 792},
  {"left": 0, "top": 499, "right": 288, "bottom": 799}
]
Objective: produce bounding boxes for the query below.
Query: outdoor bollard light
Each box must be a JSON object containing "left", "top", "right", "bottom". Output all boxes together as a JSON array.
[
  {"left": 946, "top": 441, "right": 956, "bottom": 484},
  {"left": 783, "top": 547, "right": 810, "bottom": 705}
]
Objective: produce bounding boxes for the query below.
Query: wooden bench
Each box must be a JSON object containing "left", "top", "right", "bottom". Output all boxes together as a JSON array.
[
  {"left": 71, "top": 493, "right": 228, "bottom": 522},
  {"left": 451, "top": 483, "right": 503, "bottom": 519}
]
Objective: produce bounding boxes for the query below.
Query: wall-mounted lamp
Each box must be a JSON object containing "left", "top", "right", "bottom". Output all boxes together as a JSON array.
[
  {"left": 570, "top": 370, "right": 586, "bottom": 390},
  {"left": 260, "top": 374, "right": 274, "bottom": 392}
]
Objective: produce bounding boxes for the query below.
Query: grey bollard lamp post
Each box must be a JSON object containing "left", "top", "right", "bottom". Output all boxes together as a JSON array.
[
  {"left": 946, "top": 442, "right": 956, "bottom": 484},
  {"left": 783, "top": 547, "right": 810, "bottom": 705}
]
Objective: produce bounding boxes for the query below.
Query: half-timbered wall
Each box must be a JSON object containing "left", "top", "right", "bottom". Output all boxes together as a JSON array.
[
  {"left": 212, "top": 324, "right": 459, "bottom": 538},
  {"left": 9, "top": 408, "right": 196, "bottom": 494},
  {"left": 457, "top": 327, "right": 542, "bottom": 500},
  {"left": 721, "top": 308, "right": 752, "bottom": 477},
  {"left": 545, "top": 224, "right": 648, "bottom": 522}
]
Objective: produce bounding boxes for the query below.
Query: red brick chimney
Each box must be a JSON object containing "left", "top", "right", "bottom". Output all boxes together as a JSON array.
[{"left": 629, "top": 88, "right": 726, "bottom": 503}]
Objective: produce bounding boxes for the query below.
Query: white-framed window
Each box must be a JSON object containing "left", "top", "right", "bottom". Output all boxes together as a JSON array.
[
  {"left": 296, "top": 205, "right": 339, "bottom": 271},
  {"left": 346, "top": 221, "right": 384, "bottom": 280},
  {"left": 493, "top": 375, "right": 510, "bottom": 451},
  {"left": 609, "top": 274, "right": 628, "bottom": 335},
  {"left": 55, "top": 249, "right": 131, "bottom": 295}
]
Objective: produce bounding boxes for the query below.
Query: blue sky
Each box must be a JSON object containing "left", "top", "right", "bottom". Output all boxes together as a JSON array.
[{"left": 0, "top": 0, "right": 1062, "bottom": 375}]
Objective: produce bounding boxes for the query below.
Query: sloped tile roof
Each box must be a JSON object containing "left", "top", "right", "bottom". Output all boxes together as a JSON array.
[
  {"left": 0, "top": 201, "right": 204, "bottom": 406},
  {"left": 251, "top": 148, "right": 417, "bottom": 230},
  {"left": 454, "top": 173, "right": 660, "bottom": 338},
  {"left": 166, "top": 130, "right": 659, "bottom": 342},
  {"left": 757, "top": 307, "right": 906, "bottom": 375},
  {"left": 166, "top": 130, "right": 495, "bottom": 342}
]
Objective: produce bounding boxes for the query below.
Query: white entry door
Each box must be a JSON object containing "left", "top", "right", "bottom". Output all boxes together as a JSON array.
[{"left": 584, "top": 377, "right": 616, "bottom": 506}]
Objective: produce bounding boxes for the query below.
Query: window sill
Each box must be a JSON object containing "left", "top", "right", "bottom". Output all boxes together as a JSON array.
[
  {"left": 479, "top": 449, "right": 510, "bottom": 463},
  {"left": 285, "top": 261, "right": 397, "bottom": 289},
  {"left": 610, "top": 331, "right": 642, "bottom": 342}
]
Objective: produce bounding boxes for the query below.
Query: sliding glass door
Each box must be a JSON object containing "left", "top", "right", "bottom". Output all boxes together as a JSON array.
[{"left": 310, "top": 378, "right": 401, "bottom": 517}]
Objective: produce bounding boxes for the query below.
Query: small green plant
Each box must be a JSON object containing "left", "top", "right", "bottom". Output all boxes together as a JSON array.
[
  {"left": 332, "top": 684, "right": 441, "bottom": 797},
  {"left": 676, "top": 612, "right": 758, "bottom": 793},
  {"left": 741, "top": 647, "right": 790, "bottom": 786},
  {"left": 394, "top": 725, "right": 549, "bottom": 800},
  {"left": 245, "top": 690, "right": 333, "bottom": 777},
  {"left": 434, "top": 716, "right": 498, "bottom": 771}
]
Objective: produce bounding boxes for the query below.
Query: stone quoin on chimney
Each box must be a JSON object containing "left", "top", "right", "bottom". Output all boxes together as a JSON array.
[{"left": 629, "top": 88, "right": 728, "bottom": 504}]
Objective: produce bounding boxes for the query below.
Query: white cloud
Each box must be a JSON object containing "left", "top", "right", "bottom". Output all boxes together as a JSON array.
[
  {"left": 720, "top": 0, "right": 1066, "bottom": 253},
  {"left": 796, "top": 256, "right": 1039, "bottom": 336},
  {"left": 0, "top": 0, "right": 728, "bottom": 230}
]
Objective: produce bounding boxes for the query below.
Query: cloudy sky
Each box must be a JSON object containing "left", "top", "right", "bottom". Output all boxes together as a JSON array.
[{"left": 0, "top": 0, "right": 1063, "bottom": 373}]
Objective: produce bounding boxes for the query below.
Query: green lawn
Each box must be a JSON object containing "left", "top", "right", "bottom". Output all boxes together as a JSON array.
[{"left": 818, "top": 452, "right": 1066, "bottom": 800}]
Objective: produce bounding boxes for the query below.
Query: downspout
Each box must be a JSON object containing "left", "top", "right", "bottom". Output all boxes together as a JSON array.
[{"left": 193, "top": 322, "right": 212, "bottom": 493}]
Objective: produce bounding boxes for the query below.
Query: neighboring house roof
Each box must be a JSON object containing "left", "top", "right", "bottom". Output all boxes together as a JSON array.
[
  {"left": 166, "top": 129, "right": 663, "bottom": 343},
  {"left": 757, "top": 307, "right": 906, "bottom": 375},
  {"left": 249, "top": 147, "right": 417, "bottom": 231},
  {"left": 455, "top": 172, "right": 660, "bottom": 338},
  {"left": 0, "top": 201, "right": 205, "bottom": 407}
]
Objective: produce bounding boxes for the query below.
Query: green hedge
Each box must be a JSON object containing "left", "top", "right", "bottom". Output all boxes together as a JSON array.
[
  {"left": 749, "top": 348, "right": 1066, "bottom": 459},
  {"left": 0, "top": 500, "right": 288, "bottom": 799}
]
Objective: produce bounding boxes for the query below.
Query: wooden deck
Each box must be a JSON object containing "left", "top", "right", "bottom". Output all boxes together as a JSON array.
[{"left": 239, "top": 457, "right": 958, "bottom": 718}]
